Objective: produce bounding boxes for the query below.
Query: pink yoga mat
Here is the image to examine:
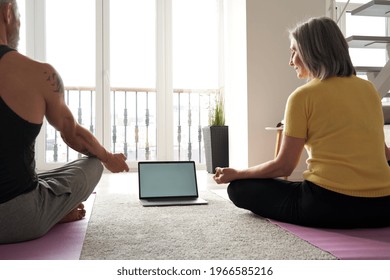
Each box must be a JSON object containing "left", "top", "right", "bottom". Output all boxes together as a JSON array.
[
  {"left": 272, "top": 220, "right": 390, "bottom": 260},
  {"left": 0, "top": 194, "right": 95, "bottom": 260}
]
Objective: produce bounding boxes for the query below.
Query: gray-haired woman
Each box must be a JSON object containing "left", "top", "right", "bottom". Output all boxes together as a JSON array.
[{"left": 214, "top": 17, "right": 390, "bottom": 228}]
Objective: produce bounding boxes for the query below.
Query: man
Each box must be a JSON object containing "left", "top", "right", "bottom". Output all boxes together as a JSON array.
[{"left": 0, "top": 0, "right": 129, "bottom": 243}]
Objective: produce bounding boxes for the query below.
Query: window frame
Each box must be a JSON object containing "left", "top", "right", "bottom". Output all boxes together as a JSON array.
[{"left": 23, "top": 0, "right": 223, "bottom": 171}]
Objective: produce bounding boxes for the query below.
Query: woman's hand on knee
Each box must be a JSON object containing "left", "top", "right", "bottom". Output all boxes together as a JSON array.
[{"left": 213, "top": 167, "right": 238, "bottom": 184}]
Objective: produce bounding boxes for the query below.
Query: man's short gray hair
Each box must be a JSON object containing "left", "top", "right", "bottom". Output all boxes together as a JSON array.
[
  {"left": 0, "top": 0, "right": 18, "bottom": 17},
  {"left": 0, "top": 0, "right": 15, "bottom": 5}
]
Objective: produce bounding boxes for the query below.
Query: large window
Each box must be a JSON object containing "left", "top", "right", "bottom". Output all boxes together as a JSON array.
[
  {"left": 22, "top": 0, "right": 222, "bottom": 169},
  {"left": 172, "top": 0, "right": 221, "bottom": 163},
  {"left": 45, "top": 0, "right": 96, "bottom": 164},
  {"left": 110, "top": 0, "right": 157, "bottom": 162}
]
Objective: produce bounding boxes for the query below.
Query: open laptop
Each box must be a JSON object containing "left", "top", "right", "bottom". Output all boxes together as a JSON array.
[{"left": 138, "top": 161, "right": 208, "bottom": 207}]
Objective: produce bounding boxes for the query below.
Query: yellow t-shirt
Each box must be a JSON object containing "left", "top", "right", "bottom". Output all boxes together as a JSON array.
[{"left": 284, "top": 76, "right": 390, "bottom": 197}]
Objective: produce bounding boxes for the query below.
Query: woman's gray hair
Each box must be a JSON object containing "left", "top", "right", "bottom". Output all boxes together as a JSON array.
[{"left": 289, "top": 17, "right": 355, "bottom": 80}]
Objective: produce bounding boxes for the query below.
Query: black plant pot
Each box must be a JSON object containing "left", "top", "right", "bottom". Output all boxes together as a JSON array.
[{"left": 203, "top": 126, "right": 229, "bottom": 173}]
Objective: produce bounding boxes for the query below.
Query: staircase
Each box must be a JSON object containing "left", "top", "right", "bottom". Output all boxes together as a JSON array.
[{"left": 345, "top": 0, "right": 390, "bottom": 98}]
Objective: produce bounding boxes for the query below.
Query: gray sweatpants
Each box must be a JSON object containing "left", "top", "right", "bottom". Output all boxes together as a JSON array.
[{"left": 0, "top": 157, "right": 103, "bottom": 244}]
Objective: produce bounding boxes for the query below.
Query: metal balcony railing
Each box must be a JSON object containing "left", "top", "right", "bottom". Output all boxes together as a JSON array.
[{"left": 45, "top": 87, "right": 219, "bottom": 164}]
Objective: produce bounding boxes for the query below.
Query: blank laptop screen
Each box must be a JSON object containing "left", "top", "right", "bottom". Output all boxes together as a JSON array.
[{"left": 138, "top": 161, "right": 198, "bottom": 199}]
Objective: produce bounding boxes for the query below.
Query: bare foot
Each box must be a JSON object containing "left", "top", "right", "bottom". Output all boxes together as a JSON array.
[{"left": 59, "top": 203, "right": 86, "bottom": 223}]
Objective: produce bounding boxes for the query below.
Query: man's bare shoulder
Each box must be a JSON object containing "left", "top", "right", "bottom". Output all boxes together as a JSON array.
[
  {"left": 0, "top": 52, "right": 60, "bottom": 123},
  {"left": 12, "top": 52, "right": 55, "bottom": 75},
  {"left": 11, "top": 52, "right": 64, "bottom": 95}
]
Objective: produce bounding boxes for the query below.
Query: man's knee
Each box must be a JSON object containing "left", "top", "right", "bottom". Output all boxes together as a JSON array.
[
  {"left": 68, "top": 157, "right": 103, "bottom": 199},
  {"left": 81, "top": 156, "right": 103, "bottom": 172},
  {"left": 78, "top": 157, "right": 104, "bottom": 184}
]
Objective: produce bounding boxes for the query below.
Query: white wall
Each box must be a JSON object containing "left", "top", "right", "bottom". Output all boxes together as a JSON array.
[
  {"left": 225, "top": 0, "right": 327, "bottom": 179},
  {"left": 223, "top": 0, "right": 248, "bottom": 169}
]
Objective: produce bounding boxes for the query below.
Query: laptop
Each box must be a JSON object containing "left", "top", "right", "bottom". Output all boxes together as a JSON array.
[{"left": 138, "top": 161, "right": 208, "bottom": 207}]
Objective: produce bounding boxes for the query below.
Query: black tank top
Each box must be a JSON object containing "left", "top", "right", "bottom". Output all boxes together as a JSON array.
[{"left": 0, "top": 45, "right": 42, "bottom": 203}]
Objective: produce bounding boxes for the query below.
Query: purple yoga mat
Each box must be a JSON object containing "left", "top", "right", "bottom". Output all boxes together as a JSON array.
[
  {"left": 271, "top": 220, "right": 390, "bottom": 260},
  {"left": 0, "top": 194, "right": 95, "bottom": 260}
]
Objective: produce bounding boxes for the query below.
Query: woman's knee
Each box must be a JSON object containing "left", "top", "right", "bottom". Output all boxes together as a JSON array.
[{"left": 227, "top": 180, "right": 246, "bottom": 207}]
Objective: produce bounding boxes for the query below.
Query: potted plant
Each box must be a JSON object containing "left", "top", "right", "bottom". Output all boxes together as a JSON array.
[{"left": 203, "top": 92, "right": 229, "bottom": 173}]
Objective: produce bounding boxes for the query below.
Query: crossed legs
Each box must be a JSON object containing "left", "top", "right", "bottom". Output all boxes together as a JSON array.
[{"left": 0, "top": 157, "right": 103, "bottom": 244}]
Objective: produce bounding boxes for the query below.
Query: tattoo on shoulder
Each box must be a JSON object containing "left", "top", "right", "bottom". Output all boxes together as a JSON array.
[{"left": 44, "top": 70, "right": 64, "bottom": 94}]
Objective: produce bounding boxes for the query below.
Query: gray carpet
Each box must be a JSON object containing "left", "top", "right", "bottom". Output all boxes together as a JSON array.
[{"left": 80, "top": 190, "right": 335, "bottom": 260}]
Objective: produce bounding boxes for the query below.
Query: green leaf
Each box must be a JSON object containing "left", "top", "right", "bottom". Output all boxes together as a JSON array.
[{"left": 209, "top": 92, "right": 225, "bottom": 126}]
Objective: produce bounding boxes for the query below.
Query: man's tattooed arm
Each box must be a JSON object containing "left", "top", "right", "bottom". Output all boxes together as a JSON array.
[{"left": 44, "top": 70, "right": 64, "bottom": 93}]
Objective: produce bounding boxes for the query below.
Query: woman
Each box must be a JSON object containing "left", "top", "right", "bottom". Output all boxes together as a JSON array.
[{"left": 214, "top": 17, "right": 390, "bottom": 228}]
